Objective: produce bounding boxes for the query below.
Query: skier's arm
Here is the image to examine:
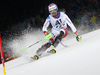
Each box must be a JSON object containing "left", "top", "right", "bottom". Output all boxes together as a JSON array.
[
  {"left": 65, "top": 14, "right": 82, "bottom": 42},
  {"left": 65, "top": 14, "right": 77, "bottom": 34},
  {"left": 42, "top": 16, "right": 51, "bottom": 34}
]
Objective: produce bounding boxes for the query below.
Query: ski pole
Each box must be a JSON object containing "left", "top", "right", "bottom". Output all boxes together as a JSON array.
[
  {"left": 57, "top": 39, "right": 67, "bottom": 47},
  {"left": 68, "top": 31, "right": 75, "bottom": 36},
  {"left": 6, "top": 33, "right": 52, "bottom": 61}
]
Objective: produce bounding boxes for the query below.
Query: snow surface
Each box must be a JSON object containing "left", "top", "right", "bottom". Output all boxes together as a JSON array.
[{"left": 0, "top": 29, "right": 100, "bottom": 75}]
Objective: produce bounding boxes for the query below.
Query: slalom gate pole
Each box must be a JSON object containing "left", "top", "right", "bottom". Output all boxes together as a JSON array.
[
  {"left": 6, "top": 33, "right": 52, "bottom": 61},
  {"left": 0, "top": 34, "right": 6, "bottom": 75}
]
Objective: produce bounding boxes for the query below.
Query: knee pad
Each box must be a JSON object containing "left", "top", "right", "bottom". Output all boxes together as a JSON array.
[
  {"left": 58, "top": 31, "right": 64, "bottom": 38},
  {"left": 62, "top": 28, "right": 68, "bottom": 38},
  {"left": 42, "top": 43, "right": 51, "bottom": 50}
]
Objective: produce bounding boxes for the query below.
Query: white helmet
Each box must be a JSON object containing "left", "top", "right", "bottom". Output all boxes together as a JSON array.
[{"left": 48, "top": 3, "right": 58, "bottom": 14}]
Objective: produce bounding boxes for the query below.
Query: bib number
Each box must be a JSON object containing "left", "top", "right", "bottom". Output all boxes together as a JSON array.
[{"left": 54, "top": 19, "right": 62, "bottom": 29}]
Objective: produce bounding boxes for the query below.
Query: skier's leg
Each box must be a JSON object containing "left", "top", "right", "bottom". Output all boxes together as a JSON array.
[
  {"left": 36, "top": 42, "right": 51, "bottom": 56},
  {"left": 53, "top": 31, "right": 64, "bottom": 47},
  {"left": 36, "top": 34, "right": 55, "bottom": 56},
  {"left": 34, "top": 38, "right": 55, "bottom": 60},
  {"left": 62, "top": 28, "right": 68, "bottom": 38},
  {"left": 53, "top": 28, "right": 68, "bottom": 47},
  {"left": 35, "top": 28, "right": 68, "bottom": 56}
]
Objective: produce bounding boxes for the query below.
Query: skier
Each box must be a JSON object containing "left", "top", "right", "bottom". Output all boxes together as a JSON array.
[{"left": 33, "top": 3, "right": 81, "bottom": 60}]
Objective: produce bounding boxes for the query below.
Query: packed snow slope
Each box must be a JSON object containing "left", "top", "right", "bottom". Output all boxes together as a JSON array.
[{"left": 0, "top": 29, "right": 100, "bottom": 75}]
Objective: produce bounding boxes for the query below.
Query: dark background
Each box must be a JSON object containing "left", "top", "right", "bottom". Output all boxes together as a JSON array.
[{"left": 0, "top": 0, "right": 100, "bottom": 34}]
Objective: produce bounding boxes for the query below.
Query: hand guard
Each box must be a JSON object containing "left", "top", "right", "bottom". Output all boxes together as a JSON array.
[
  {"left": 44, "top": 33, "right": 52, "bottom": 40},
  {"left": 75, "top": 33, "right": 82, "bottom": 42},
  {"left": 45, "top": 32, "right": 50, "bottom": 36}
]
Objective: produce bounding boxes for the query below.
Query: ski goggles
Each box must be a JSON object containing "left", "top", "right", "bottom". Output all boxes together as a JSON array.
[{"left": 50, "top": 9, "right": 57, "bottom": 14}]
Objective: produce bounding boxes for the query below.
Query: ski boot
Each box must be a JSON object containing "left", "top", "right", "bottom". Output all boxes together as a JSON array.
[
  {"left": 31, "top": 55, "right": 39, "bottom": 60},
  {"left": 50, "top": 49, "right": 56, "bottom": 53},
  {"left": 47, "top": 49, "right": 56, "bottom": 54},
  {"left": 47, "top": 44, "right": 56, "bottom": 54}
]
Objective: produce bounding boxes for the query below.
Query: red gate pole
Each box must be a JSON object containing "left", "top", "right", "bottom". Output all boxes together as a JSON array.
[{"left": 0, "top": 34, "right": 6, "bottom": 75}]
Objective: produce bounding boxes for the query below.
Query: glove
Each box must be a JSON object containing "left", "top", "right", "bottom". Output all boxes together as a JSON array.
[
  {"left": 75, "top": 33, "right": 82, "bottom": 42},
  {"left": 43, "top": 31, "right": 52, "bottom": 39},
  {"left": 45, "top": 32, "right": 50, "bottom": 36},
  {"left": 44, "top": 32, "right": 52, "bottom": 40}
]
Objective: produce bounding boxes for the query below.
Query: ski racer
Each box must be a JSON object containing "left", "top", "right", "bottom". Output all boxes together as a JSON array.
[{"left": 33, "top": 3, "right": 81, "bottom": 60}]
